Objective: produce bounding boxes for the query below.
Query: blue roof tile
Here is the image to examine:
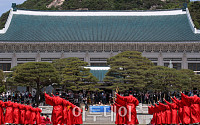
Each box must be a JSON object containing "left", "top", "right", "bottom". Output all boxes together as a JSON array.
[{"left": 0, "top": 11, "right": 200, "bottom": 42}]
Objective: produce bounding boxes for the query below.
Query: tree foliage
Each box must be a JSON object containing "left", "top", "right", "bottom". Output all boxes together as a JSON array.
[
  {"left": 12, "top": 62, "right": 59, "bottom": 105},
  {"left": 144, "top": 67, "right": 200, "bottom": 92},
  {"left": 188, "top": 1, "right": 200, "bottom": 29},
  {"left": 0, "top": 70, "right": 5, "bottom": 93},
  {"left": 52, "top": 57, "right": 99, "bottom": 91},
  {"left": 144, "top": 66, "right": 191, "bottom": 92},
  {"left": 178, "top": 69, "right": 200, "bottom": 90},
  {"left": 104, "top": 51, "right": 154, "bottom": 91}
]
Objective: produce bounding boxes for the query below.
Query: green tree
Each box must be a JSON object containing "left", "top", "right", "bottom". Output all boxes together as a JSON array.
[
  {"left": 0, "top": 70, "right": 5, "bottom": 93},
  {"left": 104, "top": 51, "right": 154, "bottom": 92},
  {"left": 53, "top": 57, "right": 99, "bottom": 91},
  {"left": 178, "top": 69, "right": 200, "bottom": 90},
  {"left": 144, "top": 66, "right": 191, "bottom": 92},
  {"left": 52, "top": 58, "right": 70, "bottom": 83},
  {"left": 12, "top": 62, "right": 59, "bottom": 105}
]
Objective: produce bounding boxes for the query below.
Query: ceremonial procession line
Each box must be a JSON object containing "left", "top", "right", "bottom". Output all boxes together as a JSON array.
[
  {"left": 0, "top": 100, "right": 41, "bottom": 124},
  {"left": 45, "top": 92, "right": 147, "bottom": 124},
  {"left": 6, "top": 92, "right": 200, "bottom": 124},
  {"left": 149, "top": 93, "right": 200, "bottom": 124}
]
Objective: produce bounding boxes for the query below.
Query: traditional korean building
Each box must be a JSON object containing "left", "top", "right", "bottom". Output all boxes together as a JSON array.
[{"left": 0, "top": 4, "right": 200, "bottom": 73}]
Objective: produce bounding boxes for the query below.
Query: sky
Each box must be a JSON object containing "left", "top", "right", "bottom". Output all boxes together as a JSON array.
[{"left": 0, "top": 0, "right": 26, "bottom": 16}]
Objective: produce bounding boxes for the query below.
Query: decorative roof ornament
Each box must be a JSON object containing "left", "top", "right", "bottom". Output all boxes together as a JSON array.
[
  {"left": 12, "top": 3, "right": 17, "bottom": 11},
  {"left": 182, "top": 3, "right": 187, "bottom": 11}
]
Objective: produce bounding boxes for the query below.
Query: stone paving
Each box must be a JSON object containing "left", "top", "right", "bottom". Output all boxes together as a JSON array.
[{"left": 39, "top": 103, "right": 153, "bottom": 124}]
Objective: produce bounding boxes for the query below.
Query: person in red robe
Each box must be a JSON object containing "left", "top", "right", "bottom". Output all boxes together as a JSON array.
[
  {"left": 150, "top": 106, "right": 157, "bottom": 124},
  {"left": 154, "top": 104, "right": 162, "bottom": 124},
  {"left": 71, "top": 103, "right": 83, "bottom": 125},
  {"left": 189, "top": 94, "right": 200, "bottom": 123},
  {"left": 148, "top": 106, "right": 156, "bottom": 124},
  {"left": 164, "top": 99, "right": 178, "bottom": 124},
  {"left": 0, "top": 100, "right": 4, "bottom": 124},
  {"left": 46, "top": 115, "right": 52, "bottom": 124},
  {"left": 19, "top": 104, "right": 26, "bottom": 124},
  {"left": 25, "top": 105, "right": 33, "bottom": 124},
  {"left": 181, "top": 92, "right": 191, "bottom": 124},
  {"left": 113, "top": 96, "right": 126, "bottom": 124},
  {"left": 158, "top": 102, "right": 166, "bottom": 124},
  {"left": 45, "top": 93, "right": 63, "bottom": 125},
  {"left": 41, "top": 115, "right": 46, "bottom": 125},
  {"left": 36, "top": 107, "right": 42, "bottom": 124},
  {"left": 13, "top": 102, "right": 20, "bottom": 124},
  {"left": 116, "top": 93, "right": 139, "bottom": 124},
  {"left": 4, "top": 101, "right": 14, "bottom": 124},
  {"left": 30, "top": 107, "right": 37, "bottom": 124},
  {"left": 173, "top": 96, "right": 183, "bottom": 124},
  {"left": 63, "top": 99, "right": 73, "bottom": 125}
]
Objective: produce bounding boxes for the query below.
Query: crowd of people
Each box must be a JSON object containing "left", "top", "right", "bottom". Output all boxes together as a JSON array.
[
  {"left": 0, "top": 91, "right": 36, "bottom": 104},
  {"left": 0, "top": 100, "right": 42, "bottom": 124},
  {"left": 148, "top": 92, "right": 200, "bottom": 124},
  {"left": 1, "top": 90, "right": 199, "bottom": 106}
]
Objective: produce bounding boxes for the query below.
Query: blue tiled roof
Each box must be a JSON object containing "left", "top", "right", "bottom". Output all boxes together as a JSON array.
[{"left": 0, "top": 11, "right": 200, "bottom": 42}]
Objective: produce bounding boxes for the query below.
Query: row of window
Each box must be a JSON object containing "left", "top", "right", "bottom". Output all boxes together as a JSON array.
[
  {"left": 148, "top": 58, "right": 200, "bottom": 62},
  {"left": 1, "top": 63, "right": 200, "bottom": 71},
  {"left": 2, "top": 58, "right": 200, "bottom": 62}
]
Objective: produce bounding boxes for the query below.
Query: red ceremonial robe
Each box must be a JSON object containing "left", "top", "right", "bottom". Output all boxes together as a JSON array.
[
  {"left": 181, "top": 93, "right": 191, "bottom": 124},
  {"left": 46, "top": 116, "right": 52, "bottom": 124},
  {"left": 25, "top": 105, "right": 32, "bottom": 124},
  {"left": 116, "top": 93, "right": 139, "bottom": 124},
  {"left": 71, "top": 103, "right": 83, "bottom": 124},
  {"left": 30, "top": 107, "right": 36, "bottom": 124},
  {"left": 190, "top": 95, "right": 200, "bottom": 123},
  {"left": 151, "top": 106, "right": 157, "bottom": 124},
  {"left": 13, "top": 103, "right": 20, "bottom": 124},
  {"left": 19, "top": 104, "right": 26, "bottom": 124},
  {"left": 0, "top": 100, "right": 4, "bottom": 124},
  {"left": 148, "top": 106, "right": 156, "bottom": 124},
  {"left": 173, "top": 97, "right": 184, "bottom": 124},
  {"left": 155, "top": 104, "right": 162, "bottom": 124},
  {"left": 158, "top": 102, "right": 167, "bottom": 124},
  {"left": 45, "top": 93, "right": 63, "bottom": 125},
  {"left": 114, "top": 97, "right": 126, "bottom": 124},
  {"left": 63, "top": 99, "right": 72, "bottom": 125},
  {"left": 165, "top": 99, "right": 178, "bottom": 124},
  {"left": 4, "top": 101, "right": 14, "bottom": 123},
  {"left": 36, "top": 107, "right": 42, "bottom": 124},
  {"left": 41, "top": 116, "right": 46, "bottom": 124}
]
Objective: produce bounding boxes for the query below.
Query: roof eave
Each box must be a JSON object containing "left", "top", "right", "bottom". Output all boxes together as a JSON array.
[
  {"left": 186, "top": 8, "right": 200, "bottom": 34},
  {"left": 0, "top": 9, "right": 14, "bottom": 34},
  {"left": 0, "top": 41, "right": 200, "bottom": 44}
]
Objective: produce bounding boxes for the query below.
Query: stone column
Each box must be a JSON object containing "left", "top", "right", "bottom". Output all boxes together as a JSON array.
[
  {"left": 182, "top": 52, "right": 187, "bottom": 69},
  {"left": 61, "top": 52, "right": 64, "bottom": 59},
  {"left": 85, "top": 51, "right": 90, "bottom": 65},
  {"left": 11, "top": 53, "right": 17, "bottom": 68},
  {"left": 36, "top": 52, "right": 41, "bottom": 62},
  {"left": 158, "top": 52, "right": 163, "bottom": 66}
]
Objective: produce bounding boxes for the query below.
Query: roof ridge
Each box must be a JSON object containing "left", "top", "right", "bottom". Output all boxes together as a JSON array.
[
  {"left": 186, "top": 8, "right": 200, "bottom": 34},
  {"left": 13, "top": 9, "right": 186, "bottom": 16},
  {"left": 16, "top": 8, "right": 183, "bottom": 12}
]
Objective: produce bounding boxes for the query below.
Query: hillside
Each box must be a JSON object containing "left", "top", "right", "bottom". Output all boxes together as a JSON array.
[{"left": 0, "top": 0, "right": 200, "bottom": 29}]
